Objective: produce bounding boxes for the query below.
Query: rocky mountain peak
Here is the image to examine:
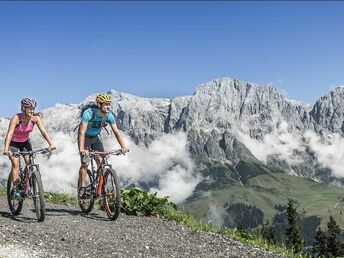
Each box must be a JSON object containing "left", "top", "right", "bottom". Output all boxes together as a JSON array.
[
  {"left": 1, "top": 77, "right": 344, "bottom": 185},
  {"left": 177, "top": 77, "right": 311, "bottom": 138},
  {"left": 310, "top": 86, "right": 344, "bottom": 134}
]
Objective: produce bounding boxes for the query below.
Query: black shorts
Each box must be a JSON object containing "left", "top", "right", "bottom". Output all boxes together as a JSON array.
[
  {"left": 9, "top": 140, "right": 33, "bottom": 153},
  {"left": 79, "top": 135, "right": 104, "bottom": 164}
]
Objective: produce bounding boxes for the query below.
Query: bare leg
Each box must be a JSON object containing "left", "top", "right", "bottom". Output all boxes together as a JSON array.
[
  {"left": 79, "top": 163, "right": 89, "bottom": 188},
  {"left": 23, "top": 154, "right": 30, "bottom": 166},
  {"left": 95, "top": 156, "right": 103, "bottom": 172},
  {"left": 9, "top": 156, "right": 20, "bottom": 185}
]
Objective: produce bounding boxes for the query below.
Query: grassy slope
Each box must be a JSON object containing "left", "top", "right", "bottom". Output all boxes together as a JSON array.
[{"left": 184, "top": 171, "right": 344, "bottom": 228}]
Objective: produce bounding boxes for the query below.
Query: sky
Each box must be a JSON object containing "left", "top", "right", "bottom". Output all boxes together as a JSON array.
[{"left": 0, "top": 1, "right": 343, "bottom": 117}]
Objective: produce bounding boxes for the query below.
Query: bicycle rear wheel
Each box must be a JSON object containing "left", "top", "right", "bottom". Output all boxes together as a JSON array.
[
  {"left": 31, "top": 170, "right": 46, "bottom": 222},
  {"left": 78, "top": 169, "right": 95, "bottom": 213},
  {"left": 103, "top": 168, "right": 121, "bottom": 220},
  {"left": 7, "top": 173, "right": 24, "bottom": 215}
]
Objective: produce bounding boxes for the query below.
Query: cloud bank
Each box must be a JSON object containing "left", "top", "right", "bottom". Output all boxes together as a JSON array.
[
  {"left": 235, "top": 121, "right": 305, "bottom": 166},
  {"left": 0, "top": 130, "right": 200, "bottom": 204}
]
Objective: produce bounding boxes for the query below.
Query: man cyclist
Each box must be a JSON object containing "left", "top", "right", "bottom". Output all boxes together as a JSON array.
[
  {"left": 78, "top": 93, "right": 127, "bottom": 196},
  {"left": 3, "top": 97, "right": 55, "bottom": 190}
]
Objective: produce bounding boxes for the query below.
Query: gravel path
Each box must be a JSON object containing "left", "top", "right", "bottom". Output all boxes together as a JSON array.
[{"left": 0, "top": 197, "right": 285, "bottom": 258}]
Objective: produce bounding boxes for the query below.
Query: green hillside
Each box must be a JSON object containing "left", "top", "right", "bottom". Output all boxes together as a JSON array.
[{"left": 184, "top": 161, "right": 344, "bottom": 230}]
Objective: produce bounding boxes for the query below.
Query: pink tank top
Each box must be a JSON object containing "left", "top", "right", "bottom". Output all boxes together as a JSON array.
[{"left": 11, "top": 113, "right": 37, "bottom": 142}]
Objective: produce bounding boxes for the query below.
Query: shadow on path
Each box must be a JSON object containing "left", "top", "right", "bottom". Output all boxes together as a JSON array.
[
  {"left": 0, "top": 210, "right": 37, "bottom": 223},
  {"left": 45, "top": 207, "right": 110, "bottom": 221}
]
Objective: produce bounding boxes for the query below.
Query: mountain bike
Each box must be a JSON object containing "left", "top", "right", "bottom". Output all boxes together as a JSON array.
[
  {"left": 77, "top": 149, "right": 126, "bottom": 220},
  {"left": 7, "top": 147, "right": 55, "bottom": 222}
]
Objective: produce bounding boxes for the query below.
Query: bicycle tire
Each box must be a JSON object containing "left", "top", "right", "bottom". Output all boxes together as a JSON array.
[
  {"left": 78, "top": 169, "right": 95, "bottom": 213},
  {"left": 103, "top": 168, "right": 121, "bottom": 220},
  {"left": 31, "top": 170, "right": 46, "bottom": 222},
  {"left": 7, "top": 173, "right": 24, "bottom": 215}
]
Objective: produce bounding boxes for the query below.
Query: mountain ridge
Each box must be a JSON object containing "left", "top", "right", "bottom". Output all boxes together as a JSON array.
[
  {"left": 2, "top": 77, "right": 344, "bottom": 233},
  {"left": 1, "top": 77, "right": 344, "bottom": 179}
]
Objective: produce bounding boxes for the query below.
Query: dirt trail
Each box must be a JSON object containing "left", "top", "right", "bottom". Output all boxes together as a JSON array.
[{"left": 0, "top": 197, "right": 284, "bottom": 257}]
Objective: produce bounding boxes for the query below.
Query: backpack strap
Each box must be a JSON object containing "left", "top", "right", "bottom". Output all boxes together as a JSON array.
[{"left": 90, "top": 107, "right": 97, "bottom": 122}]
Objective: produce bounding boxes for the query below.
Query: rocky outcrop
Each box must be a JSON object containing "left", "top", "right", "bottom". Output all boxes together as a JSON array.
[
  {"left": 177, "top": 78, "right": 312, "bottom": 137},
  {"left": 310, "top": 87, "right": 344, "bottom": 134}
]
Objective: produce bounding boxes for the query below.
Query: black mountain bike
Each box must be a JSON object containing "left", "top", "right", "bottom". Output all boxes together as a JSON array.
[
  {"left": 7, "top": 147, "right": 55, "bottom": 222},
  {"left": 77, "top": 149, "right": 126, "bottom": 220}
]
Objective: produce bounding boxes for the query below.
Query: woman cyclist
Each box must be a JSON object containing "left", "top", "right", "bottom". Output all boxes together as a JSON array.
[{"left": 3, "top": 97, "right": 55, "bottom": 189}]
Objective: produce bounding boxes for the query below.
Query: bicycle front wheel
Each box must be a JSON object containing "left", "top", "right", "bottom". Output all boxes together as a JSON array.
[
  {"left": 103, "top": 168, "right": 121, "bottom": 220},
  {"left": 31, "top": 170, "right": 46, "bottom": 222},
  {"left": 7, "top": 173, "right": 23, "bottom": 215}
]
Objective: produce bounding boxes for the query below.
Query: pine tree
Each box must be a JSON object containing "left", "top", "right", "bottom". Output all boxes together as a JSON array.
[
  {"left": 264, "top": 226, "right": 277, "bottom": 245},
  {"left": 326, "top": 215, "right": 341, "bottom": 257},
  {"left": 312, "top": 227, "right": 328, "bottom": 258},
  {"left": 285, "top": 199, "right": 303, "bottom": 254}
]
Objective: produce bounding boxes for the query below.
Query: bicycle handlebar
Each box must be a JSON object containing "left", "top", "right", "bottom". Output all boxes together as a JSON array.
[
  {"left": 89, "top": 149, "right": 129, "bottom": 157},
  {"left": 9, "top": 147, "right": 56, "bottom": 157}
]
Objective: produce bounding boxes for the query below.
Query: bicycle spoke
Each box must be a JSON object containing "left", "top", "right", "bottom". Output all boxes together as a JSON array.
[
  {"left": 31, "top": 171, "right": 46, "bottom": 222},
  {"left": 103, "top": 169, "right": 121, "bottom": 220}
]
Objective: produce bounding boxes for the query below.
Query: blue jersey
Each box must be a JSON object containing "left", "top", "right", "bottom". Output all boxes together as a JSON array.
[{"left": 81, "top": 108, "right": 115, "bottom": 137}]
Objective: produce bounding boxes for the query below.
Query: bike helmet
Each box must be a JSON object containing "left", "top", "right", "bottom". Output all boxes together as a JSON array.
[
  {"left": 21, "top": 97, "right": 37, "bottom": 108},
  {"left": 96, "top": 93, "right": 112, "bottom": 104}
]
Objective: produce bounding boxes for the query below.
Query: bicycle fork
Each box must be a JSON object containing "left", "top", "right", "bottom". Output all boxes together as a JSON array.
[
  {"left": 24, "top": 166, "right": 33, "bottom": 196},
  {"left": 90, "top": 155, "right": 105, "bottom": 198},
  {"left": 96, "top": 174, "right": 103, "bottom": 197},
  {"left": 24, "top": 164, "right": 38, "bottom": 196}
]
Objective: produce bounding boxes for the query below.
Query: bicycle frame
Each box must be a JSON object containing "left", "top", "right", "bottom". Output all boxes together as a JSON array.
[
  {"left": 78, "top": 148, "right": 125, "bottom": 219},
  {"left": 88, "top": 151, "right": 114, "bottom": 198},
  {"left": 15, "top": 149, "right": 49, "bottom": 197},
  {"left": 7, "top": 147, "right": 55, "bottom": 222}
]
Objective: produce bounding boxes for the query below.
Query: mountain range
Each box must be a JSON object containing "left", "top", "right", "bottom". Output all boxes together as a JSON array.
[{"left": 1, "top": 77, "right": 344, "bottom": 234}]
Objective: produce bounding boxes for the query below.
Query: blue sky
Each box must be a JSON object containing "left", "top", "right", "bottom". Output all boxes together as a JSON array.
[{"left": 0, "top": 1, "right": 343, "bottom": 117}]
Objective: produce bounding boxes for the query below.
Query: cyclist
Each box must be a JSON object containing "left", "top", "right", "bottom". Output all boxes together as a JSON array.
[
  {"left": 78, "top": 93, "right": 127, "bottom": 196},
  {"left": 3, "top": 97, "right": 55, "bottom": 188}
]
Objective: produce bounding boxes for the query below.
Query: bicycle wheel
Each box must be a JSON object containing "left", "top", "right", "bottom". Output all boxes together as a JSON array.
[
  {"left": 103, "top": 168, "right": 121, "bottom": 220},
  {"left": 31, "top": 170, "right": 46, "bottom": 222},
  {"left": 7, "top": 173, "right": 24, "bottom": 215},
  {"left": 78, "top": 169, "right": 94, "bottom": 213}
]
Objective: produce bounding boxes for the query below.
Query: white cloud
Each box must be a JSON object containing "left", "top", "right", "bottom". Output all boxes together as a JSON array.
[
  {"left": 36, "top": 132, "right": 80, "bottom": 194},
  {"left": 234, "top": 120, "right": 344, "bottom": 179},
  {"left": 0, "top": 131, "right": 200, "bottom": 203},
  {"left": 149, "top": 164, "right": 201, "bottom": 204},
  {"left": 208, "top": 202, "right": 225, "bottom": 227},
  {"left": 304, "top": 130, "right": 344, "bottom": 178},
  {"left": 235, "top": 121, "right": 305, "bottom": 167},
  {"left": 107, "top": 132, "right": 201, "bottom": 203}
]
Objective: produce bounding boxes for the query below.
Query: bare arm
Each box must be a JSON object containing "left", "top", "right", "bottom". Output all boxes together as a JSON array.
[
  {"left": 110, "top": 123, "right": 127, "bottom": 154},
  {"left": 35, "top": 116, "right": 54, "bottom": 149},
  {"left": 3, "top": 115, "right": 19, "bottom": 154},
  {"left": 78, "top": 122, "right": 88, "bottom": 154}
]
